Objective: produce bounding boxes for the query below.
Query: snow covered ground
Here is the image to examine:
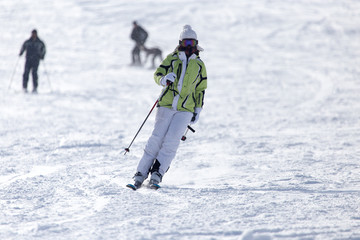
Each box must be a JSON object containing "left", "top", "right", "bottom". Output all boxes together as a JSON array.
[{"left": 1, "top": 0, "right": 360, "bottom": 239}]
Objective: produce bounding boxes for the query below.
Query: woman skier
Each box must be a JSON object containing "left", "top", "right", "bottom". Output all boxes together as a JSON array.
[{"left": 128, "top": 25, "right": 207, "bottom": 190}]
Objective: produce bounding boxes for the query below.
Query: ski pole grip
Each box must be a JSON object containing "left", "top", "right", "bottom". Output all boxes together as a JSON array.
[{"left": 187, "top": 125, "right": 195, "bottom": 133}]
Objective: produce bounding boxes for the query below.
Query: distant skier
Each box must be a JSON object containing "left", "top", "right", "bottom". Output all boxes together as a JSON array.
[
  {"left": 130, "top": 21, "right": 148, "bottom": 66},
  {"left": 128, "top": 25, "right": 207, "bottom": 190},
  {"left": 19, "top": 29, "right": 46, "bottom": 93}
]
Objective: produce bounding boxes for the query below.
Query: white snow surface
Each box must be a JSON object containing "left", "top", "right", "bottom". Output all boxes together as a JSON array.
[{"left": 1, "top": 0, "right": 360, "bottom": 239}]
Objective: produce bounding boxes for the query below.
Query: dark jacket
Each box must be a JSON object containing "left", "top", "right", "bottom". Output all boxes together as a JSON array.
[
  {"left": 20, "top": 37, "right": 46, "bottom": 61},
  {"left": 131, "top": 26, "right": 148, "bottom": 45}
]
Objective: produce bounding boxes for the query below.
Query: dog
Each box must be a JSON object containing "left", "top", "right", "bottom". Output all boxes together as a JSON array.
[{"left": 141, "top": 45, "right": 163, "bottom": 68}]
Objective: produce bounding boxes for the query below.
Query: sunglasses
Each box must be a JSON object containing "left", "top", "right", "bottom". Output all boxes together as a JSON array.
[{"left": 180, "top": 39, "right": 198, "bottom": 47}]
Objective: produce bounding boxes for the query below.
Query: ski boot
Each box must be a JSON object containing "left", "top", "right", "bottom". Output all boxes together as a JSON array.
[
  {"left": 126, "top": 172, "right": 145, "bottom": 191},
  {"left": 149, "top": 171, "right": 162, "bottom": 190}
]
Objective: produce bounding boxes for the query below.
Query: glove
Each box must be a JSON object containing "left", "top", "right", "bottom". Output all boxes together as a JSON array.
[
  {"left": 190, "top": 108, "right": 202, "bottom": 124},
  {"left": 160, "top": 72, "right": 176, "bottom": 86}
]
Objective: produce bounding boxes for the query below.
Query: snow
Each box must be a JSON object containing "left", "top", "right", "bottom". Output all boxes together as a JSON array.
[{"left": 1, "top": 0, "right": 360, "bottom": 239}]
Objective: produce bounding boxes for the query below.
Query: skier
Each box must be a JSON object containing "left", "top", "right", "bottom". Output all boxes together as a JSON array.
[
  {"left": 19, "top": 29, "right": 46, "bottom": 93},
  {"left": 129, "top": 25, "right": 207, "bottom": 189},
  {"left": 130, "top": 21, "right": 148, "bottom": 66}
]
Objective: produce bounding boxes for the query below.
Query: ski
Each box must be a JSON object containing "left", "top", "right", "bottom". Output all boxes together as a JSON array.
[
  {"left": 149, "top": 183, "right": 161, "bottom": 190},
  {"left": 126, "top": 182, "right": 161, "bottom": 190},
  {"left": 126, "top": 183, "right": 138, "bottom": 191}
]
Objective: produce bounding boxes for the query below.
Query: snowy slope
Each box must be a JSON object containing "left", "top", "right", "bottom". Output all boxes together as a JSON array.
[{"left": 1, "top": 0, "right": 360, "bottom": 239}]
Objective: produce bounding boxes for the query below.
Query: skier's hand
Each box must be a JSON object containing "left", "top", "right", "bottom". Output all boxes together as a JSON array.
[
  {"left": 160, "top": 72, "right": 176, "bottom": 86},
  {"left": 190, "top": 108, "right": 202, "bottom": 124}
]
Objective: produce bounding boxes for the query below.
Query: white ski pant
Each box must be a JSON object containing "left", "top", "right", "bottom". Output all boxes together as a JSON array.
[{"left": 136, "top": 107, "right": 193, "bottom": 177}]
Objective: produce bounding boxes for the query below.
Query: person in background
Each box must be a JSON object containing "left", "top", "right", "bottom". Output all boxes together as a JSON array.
[
  {"left": 19, "top": 29, "right": 46, "bottom": 93},
  {"left": 130, "top": 21, "right": 148, "bottom": 66},
  {"left": 128, "top": 25, "right": 207, "bottom": 190}
]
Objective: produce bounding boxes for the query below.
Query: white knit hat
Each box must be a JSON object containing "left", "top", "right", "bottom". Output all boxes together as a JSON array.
[
  {"left": 179, "top": 25, "right": 197, "bottom": 40},
  {"left": 179, "top": 25, "right": 204, "bottom": 51}
]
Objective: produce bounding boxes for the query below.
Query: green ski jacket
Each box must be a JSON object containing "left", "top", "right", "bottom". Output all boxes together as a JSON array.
[{"left": 154, "top": 50, "right": 207, "bottom": 112}]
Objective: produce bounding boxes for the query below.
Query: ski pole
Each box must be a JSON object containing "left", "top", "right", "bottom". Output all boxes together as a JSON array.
[
  {"left": 181, "top": 125, "right": 195, "bottom": 141},
  {"left": 124, "top": 99, "right": 159, "bottom": 155},
  {"left": 8, "top": 57, "right": 20, "bottom": 91},
  {"left": 43, "top": 61, "right": 53, "bottom": 92}
]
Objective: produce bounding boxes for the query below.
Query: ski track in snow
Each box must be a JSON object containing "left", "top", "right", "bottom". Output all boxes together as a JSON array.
[{"left": 1, "top": 0, "right": 360, "bottom": 239}]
